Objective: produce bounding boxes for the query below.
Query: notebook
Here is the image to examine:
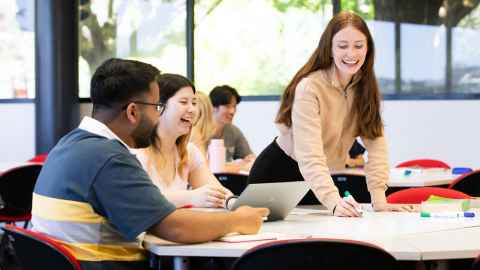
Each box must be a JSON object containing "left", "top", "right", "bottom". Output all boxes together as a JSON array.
[{"left": 228, "top": 181, "right": 310, "bottom": 221}]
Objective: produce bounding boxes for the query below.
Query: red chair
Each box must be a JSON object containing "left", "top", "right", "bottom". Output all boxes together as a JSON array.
[
  {"left": 387, "top": 187, "right": 470, "bottom": 204},
  {"left": 28, "top": 153, "right": 48, "bottom": 163},
  {"left": 231, "top": 238, "right": 399, "bottom": 270},
  {"left": 396, "top": 159, "right": 450, "bottom": 169},
  {"left": 0, "top": 163, "right": 42, "bottom": 228},
  {"left": 2, "top": 225, "right": 82, "bottom": 270},
  {"left": 448, "top": 169, "right": 480, "bottom": 197}
]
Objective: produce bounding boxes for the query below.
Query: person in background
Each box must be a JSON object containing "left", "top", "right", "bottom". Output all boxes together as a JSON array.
[
  {"left": 31, "top": 59, "right": 268, "bottom": 270},
  {"left": 136, "top": 74, "right": 232, "bottom": 208},
  {"left": 346, "top": 139, "right": 366, "bottom": 168},
  {"left": 190, "top": 91, "right": 216, "bottom": 158},
  {"left": 209, "top": 85, "right": 255, "bottom": 165},
  {"left": 248, "top": 12, "right": 414, "bottom": 217}
]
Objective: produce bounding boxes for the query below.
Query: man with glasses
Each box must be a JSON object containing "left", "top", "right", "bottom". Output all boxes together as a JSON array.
[{"left": 31, "top": 58, "right": 269, "bottom": 270}]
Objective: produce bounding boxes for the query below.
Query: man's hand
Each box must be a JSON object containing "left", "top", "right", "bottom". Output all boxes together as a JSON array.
[{"left": 231, "top": 206, "right": 270, "bottom": 234}]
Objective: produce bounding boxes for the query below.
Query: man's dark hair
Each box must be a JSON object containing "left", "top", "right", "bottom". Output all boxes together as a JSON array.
[
  {"left": 209, "top": 85, "right": 241, "bottom": 107},
  {"left": 90, "top": 58, "right": 160, "bottom": 112}
]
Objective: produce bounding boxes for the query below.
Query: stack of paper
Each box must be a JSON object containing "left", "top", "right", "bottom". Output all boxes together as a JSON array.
[{"left": 421, "top": 195, "right": 470, "bottom": 212}]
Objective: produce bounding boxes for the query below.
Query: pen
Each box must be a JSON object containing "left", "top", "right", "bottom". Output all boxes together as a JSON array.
[
  {"left": 420, "top": 211, "right": 475, "bottom": 218},
  {"left": 343, "top": 191, "right": 363, "bottom": 214}
]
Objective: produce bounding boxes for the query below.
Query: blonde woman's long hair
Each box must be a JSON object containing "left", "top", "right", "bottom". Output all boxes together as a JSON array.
[
  {"left": 145, "top": 73, "right": 195, "bottom": 175},
  {"left": 190, "top": 91, "right": 216, "bottom": 157}
]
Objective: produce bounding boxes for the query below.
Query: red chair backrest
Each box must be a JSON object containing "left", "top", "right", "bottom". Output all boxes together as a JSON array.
[
  {"left": 396, "top": 159, "right": 450, "bottom": 169},
  {"left": 2, "top": 225, "right": 82, "bottom": 270},
  {"left": 28, "top": 153, "right": 48, "bottom": 163},
  {"left": 387, "top": 187, "right": 470, "bottom": 204}
]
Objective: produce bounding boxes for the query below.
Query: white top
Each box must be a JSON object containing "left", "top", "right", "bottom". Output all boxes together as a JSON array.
[{"left": 135, "top": 143, "right": 204, "bottom": 192}]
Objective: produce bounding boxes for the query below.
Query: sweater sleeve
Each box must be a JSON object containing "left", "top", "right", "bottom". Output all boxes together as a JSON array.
[
  {"left": 362, "top": 135, "right": 389, "bottom": 205},
  {"left": 292, "top": 79, "right": 342, "bottom": 210}
]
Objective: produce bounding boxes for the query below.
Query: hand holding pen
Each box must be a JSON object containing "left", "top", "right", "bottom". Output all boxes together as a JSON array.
[{"left": 332, "top": 191, "right": 363, "bottom": 217}]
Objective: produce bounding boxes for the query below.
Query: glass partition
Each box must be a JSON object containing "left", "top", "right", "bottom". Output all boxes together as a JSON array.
[
  {"left": 0, "top": 0, "right": 35, "bottom": 99},
  {"left": 79, "top": 0, "right": 186, "bottom": 98},
  {"left": 194, "top": 0, "right": 333, "bottom": 95},
  {"left": 75, "top": 0, "right": 480, "bottom": 98}
]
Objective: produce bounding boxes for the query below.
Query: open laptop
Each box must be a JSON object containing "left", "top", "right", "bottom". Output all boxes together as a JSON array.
[{"left": 229, "top": 181, "right": 310, "bottom": 221}]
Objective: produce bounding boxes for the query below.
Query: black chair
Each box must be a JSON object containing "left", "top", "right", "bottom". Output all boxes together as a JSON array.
[
  {"left": 472, "top": 253, "right": 480, "bottom": 270},
  {"left": 214, "top": 173, "right": 248, "bottom": 195},
  {"left": 2, "top": 225, "right": 82, "bottom": 270},
  {"left": 0, "top": 163, "right": 42, "bottom": 228},
  {"left": 231, "top": 238, "right": 399, "bottom": 270},
  {"left": 299, "top": 173, "right": 370, "bottom": 205},
  {"left": 448, "top": 169, "right": 480, "bottom": 197}
]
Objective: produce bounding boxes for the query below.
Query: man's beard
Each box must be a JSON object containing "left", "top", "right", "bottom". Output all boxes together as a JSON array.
[{"left": 131, "top": 115, "right": 157, "bottom": 148}]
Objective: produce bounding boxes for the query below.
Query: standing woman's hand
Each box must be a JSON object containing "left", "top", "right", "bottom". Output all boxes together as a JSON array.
[{"left": 332, "top": 197, "right": 363, "bottom": 217}]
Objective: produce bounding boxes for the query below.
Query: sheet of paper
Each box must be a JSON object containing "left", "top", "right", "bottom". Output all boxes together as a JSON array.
[{"left": 217, "top": 232, "right": 311, "bottom": 243}]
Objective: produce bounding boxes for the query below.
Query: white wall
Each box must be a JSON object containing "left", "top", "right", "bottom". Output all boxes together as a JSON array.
[
  {"left": 234, "top": 100, "right": 480, "bottom": 169},
  {"left": 0, "top": 103, "right": 35, "bottom": 162},
  {"left": 382, "top": 100, "right": 480, "bottom": 168},
  {"left": 2, "top": 100, "right": 479, "bottom": 169}
]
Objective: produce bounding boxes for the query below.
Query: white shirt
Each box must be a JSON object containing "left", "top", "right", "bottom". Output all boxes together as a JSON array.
[
  {"left": 78, "top": 116, "right": 131, "bottom": 151},
  {"left": 135, "top": 143, "right": 204, "bottom": 193}
]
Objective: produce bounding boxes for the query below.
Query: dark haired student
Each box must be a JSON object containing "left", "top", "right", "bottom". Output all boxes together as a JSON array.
[{"left": 209, "top": 85, "right": 255, "bottom": 165}]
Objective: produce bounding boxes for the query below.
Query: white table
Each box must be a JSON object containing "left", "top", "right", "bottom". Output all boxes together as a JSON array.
[
  {"left": 332, "top": 168, "right": 459, "bottom": 187},
  {"left": 388, "top": 172, "right": 458, "bottom": 187},
  {"left": 144, "top": 208, "right": 480, "bottom": 269}
]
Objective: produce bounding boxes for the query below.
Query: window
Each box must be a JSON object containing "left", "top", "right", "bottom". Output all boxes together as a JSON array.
[
  {"left": 79, "top": 0, "right": 187, "bottom": 98},
  {"left": 194, "top": 0, "right": 333, "bottom": 95},
  {"left": 342, "top": 0, "right": 480, "bottom": 97},
  {"left": 77, "top": 0, "right": 480, "bottom": 99},
  {"left": 0, "top": 0, "right": 35, "bottom": 99}
]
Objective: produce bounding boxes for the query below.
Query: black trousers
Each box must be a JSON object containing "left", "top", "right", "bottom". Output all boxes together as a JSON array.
[{"left": 248, "top": 140, "right": 320, "bottom": 205}]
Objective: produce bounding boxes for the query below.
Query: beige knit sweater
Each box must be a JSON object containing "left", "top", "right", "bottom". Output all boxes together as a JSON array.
[{"left": 276, "top": 67, "right": 389, "bottom": 210}]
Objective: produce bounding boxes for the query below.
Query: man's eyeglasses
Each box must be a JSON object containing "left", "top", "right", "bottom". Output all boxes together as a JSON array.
[{"left": 123, "top": 101, "right": 166, "bottom": 114}]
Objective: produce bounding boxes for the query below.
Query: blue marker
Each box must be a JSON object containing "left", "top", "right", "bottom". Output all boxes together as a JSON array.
[
  {"left": 404, "top": 170, "right": 412, "bottom": 176},
  {"left": 420, "top": 211, "right": 475, "bottom": 218}
]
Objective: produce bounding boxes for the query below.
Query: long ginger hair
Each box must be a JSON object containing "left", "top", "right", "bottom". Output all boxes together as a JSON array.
[{"left": 276, "top": 11, "right": 383, "bottom": 139}]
